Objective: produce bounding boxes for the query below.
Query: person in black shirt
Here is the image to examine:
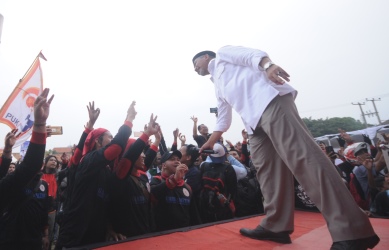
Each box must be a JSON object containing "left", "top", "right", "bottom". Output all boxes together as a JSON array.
[
  {"left": 111, "top": 116, "right": 160, "bottom": 237},
  {"left": 190, "top": 116, "right": 210, "bottom": 148},
  {"left": 56, "top": 101, "right": 136, "bottom": 249},
  {"left": 151, "top": 150, "right": 200, "bottom": 231},
  {"left": 0, "top": 88, "right": 54, "bottom": 250}
]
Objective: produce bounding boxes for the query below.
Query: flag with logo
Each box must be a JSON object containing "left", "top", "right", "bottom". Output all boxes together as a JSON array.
[{"left": 0, "top": 52, "right": 46, "bottom": 148}]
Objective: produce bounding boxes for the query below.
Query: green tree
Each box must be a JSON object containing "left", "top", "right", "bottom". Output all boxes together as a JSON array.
[{"left": 302, "top": 117, "right": 365, "bottom": 137}]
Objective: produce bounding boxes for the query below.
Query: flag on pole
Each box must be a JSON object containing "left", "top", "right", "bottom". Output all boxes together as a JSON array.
[{"left": 0, "top": 53, "right": 45, "bottom": 148}]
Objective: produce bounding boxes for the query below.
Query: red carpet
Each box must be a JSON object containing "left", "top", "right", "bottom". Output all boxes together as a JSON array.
[{"left": 95, "top": 210, "right": 388, "bottom": 250}]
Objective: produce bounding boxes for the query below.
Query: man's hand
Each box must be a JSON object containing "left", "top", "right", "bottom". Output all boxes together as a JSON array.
[
  {"left": 126, "top": 101, "right": 137, "bottom": 123},
  {"left": 225, "top": 140, "right": 233, "bottom": 148},
  {"left": 144, "top": 114, "right": 159, "bottom": 136},
  {"left": 86, "top": 101, "right": 100, "bottom": 130},
  {"left": 34, "top": 88, "right": 54, "bottom": 125},
  {"left": 199, "top": 141, "right": 214, "bottom": 153},
  {"left": 179, "top": 133, "right": 186, "bottom": 144},
  {"left": 363, "top": 158, "right": 373, "bottom": 171},
  {"left": 190, "top": 116, "right": 198, "bottom": 123},
  {"left": 173, "top": 128, "right": 179, "bottom": 139},
  {"left": 266, "top": 64, "right": 290, "bottom": 85},
  {"left": 107, "top": 228, "right": 126, "bottom": 242},
  {"left": 4, "top": 129, "right": 17, "bottom": 149},
  {"left": 338, "top": 128, "right": 354, "bottom": 144},
  {"left": 174, "top": 164, "right": 189, "bottom": 181},
  {"left": 241, "top": 129, "right": 248, "bottom": 140},
  {"left": 153, "top": 128, "right": 162, "bottom": 146},
  {"left": 2, "top": 129, "right": 17, "bottom": 158}
]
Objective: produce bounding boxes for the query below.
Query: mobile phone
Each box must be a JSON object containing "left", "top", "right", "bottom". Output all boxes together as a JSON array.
[
  {"left": 210, "top": 107, "right": 218, "bottom": 114},
  {"left": 47, "top": 126, "right": 63, "bottom": 135},
  {"left": 133, "top": 131, "right": 143, "bottom": 137}
]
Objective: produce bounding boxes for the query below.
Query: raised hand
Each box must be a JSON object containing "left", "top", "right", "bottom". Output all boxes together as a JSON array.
[
  {"left": 2, "top": 129, "right": 17, "bottom": 157},
  {"left": 190, "top": 116, "right": 198, "bottom": 123},
  {"left": 4, "top": 129, "right": 17, "bottom": 149},
  {"left": 179, "top": 133, "right": 186, "bottom": 144},
  {"left": 86, "top": 101, "right": 100, "bottom": 130},
  {"left": 173, "top": 128, "right": 179, "bottom": 139},
  {"left": 153, "top": 128, "right": 162, "bottom": 146},
  {"left": 144, "top": 114, "right": 159, "bottom": 136},
  {"left": 242, "top": 129, "right": 248, "bottom": 140},
  {"left": 226, "top": 140, "right": 233, "bottom": 147},
  {"left": 362, "top": 158, "right": 373, "bottom": 171},
  {"left": 126, "top": 101, "right": 137, "bottom": 123},
  {"left": 34, "top": 88, "right": 54, "bottom": 125},
  {"left": 338, "top": 128, "right": 353, "bottom": 144}
]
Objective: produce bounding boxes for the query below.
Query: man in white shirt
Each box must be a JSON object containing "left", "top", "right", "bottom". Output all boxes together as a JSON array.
[{"left": 192, "top": 46, "right": 379, "bottom": 249}]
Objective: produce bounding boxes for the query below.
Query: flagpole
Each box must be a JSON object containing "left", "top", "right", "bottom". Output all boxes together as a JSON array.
[{"left": 19, "top": 51, "right": 44, "bottom": 81}]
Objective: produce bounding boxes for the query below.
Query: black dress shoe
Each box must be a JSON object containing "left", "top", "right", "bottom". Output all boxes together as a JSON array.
[
  {"left": 239, "top": 225, "right": 292, "bottom": 244},
  {"left": 330, "top": 234, "right": 380, "bottom": 250}
]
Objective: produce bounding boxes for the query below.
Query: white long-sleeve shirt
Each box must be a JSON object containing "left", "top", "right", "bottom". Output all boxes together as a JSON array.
[{"left": 208, "top": 45, "right": 297, "bottom": 134}]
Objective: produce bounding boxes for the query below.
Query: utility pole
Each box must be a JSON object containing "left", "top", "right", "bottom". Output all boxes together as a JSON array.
[
  {"left": 366, "top": 98, "right": 381, "bottom": 124},
  {"left": 352, "top": 102, "right": 367, "bottom": 128}
]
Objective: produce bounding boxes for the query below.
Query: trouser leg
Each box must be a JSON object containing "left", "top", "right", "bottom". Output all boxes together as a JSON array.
[
  {"left": 249, "top": 126, "right": 295, "bottom": 233},
  {"left": 252, "top": 94, "right": 375, "bottom": 241}
]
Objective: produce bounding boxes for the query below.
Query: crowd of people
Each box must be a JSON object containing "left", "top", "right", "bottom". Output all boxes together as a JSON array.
[
  {"left": 0, "top": 46, "right": 388, "bottom": 250},
  {"left": 0, "top": 89, "right": 387, "bottom": 249}
]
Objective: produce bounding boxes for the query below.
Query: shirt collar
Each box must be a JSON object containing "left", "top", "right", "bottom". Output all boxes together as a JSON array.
[{"left": 208, "top": 58, "right": 215, "bottom": 82}]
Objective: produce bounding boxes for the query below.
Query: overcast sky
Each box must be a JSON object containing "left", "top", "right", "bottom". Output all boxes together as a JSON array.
[{"left": 1, "top": 0, "right": 389, "bottom": 151}]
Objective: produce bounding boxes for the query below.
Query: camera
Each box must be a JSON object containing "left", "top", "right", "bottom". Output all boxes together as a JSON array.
[{"left": 210, "top": 107, "right": 218, "bottom": 114}]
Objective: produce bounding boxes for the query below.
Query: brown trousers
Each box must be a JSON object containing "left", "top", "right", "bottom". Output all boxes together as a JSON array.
[{"left": 249, "top": 94, "right": 375, "bottom": 242}]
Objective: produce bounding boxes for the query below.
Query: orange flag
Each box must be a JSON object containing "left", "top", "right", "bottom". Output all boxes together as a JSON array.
[{"left": 0, "top": 53, "right": 45, "bottom": 148}]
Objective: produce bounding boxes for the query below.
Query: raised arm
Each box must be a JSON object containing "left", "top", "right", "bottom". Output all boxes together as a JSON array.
[
  {"left": 0, "top": 129, "right": 17, "bottom": 178},
  {"left": 190, "top": 116, "right": 198, "bottom": 138},
  {"left": 0, "top": 88, "right": 54, "bottom": 203},
  {"left": 171, "top": 128, "right": 179, "bottom": 151},
  {"left": 71, "top": 102, "right": 101, "bottom": 166},
  {"left": 179, "top": 133, "right": 186, "bottom": 148}
]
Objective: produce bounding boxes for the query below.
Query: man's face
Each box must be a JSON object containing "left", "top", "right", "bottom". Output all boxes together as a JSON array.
[
  {"left": 153, "top": 152, "right": 161, "bottom": 166},
  {"left": 199, "top": 124, "right": 208, "bottom": 135},
  {"left": 179, "top": 146, "right": 190, "bottom": 165},
  {"left": 193, "top": 55, "right": 210, "bottom": 76},
  {"left": 355, "top": 150, "right": 371, "bottom": 164},
  {"left": 194, "top": 155, "right": 202, "bottom": 166},
  {"left": 163, "top": 154, "right": 181, "bottom": 175},
  {"left": 46, "top": 157, "right": 58, "bottom": 169},
  {"left": 8, "top": 164, "right": 16, "bottom": 174},
  {"left": 229, "top": 150, "right": 240, "bottom": 161}
]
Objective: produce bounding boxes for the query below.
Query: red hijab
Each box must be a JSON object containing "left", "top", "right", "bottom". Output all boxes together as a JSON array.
[{"left": 82, "top": 128, "right": 108, "bottom": 156}]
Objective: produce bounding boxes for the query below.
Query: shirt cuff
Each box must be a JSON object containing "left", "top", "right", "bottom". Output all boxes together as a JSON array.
[
  {"left": 124, "top": 121, "right": 133, "bottom": 128},
  {"left": 30, "top": 131, "right": 46, "bottom": 145}
]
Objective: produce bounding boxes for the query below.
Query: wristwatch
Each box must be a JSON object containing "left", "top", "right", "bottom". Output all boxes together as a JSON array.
[{"left": 263, "top": 61, "right": 274, "bottom": 71}]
